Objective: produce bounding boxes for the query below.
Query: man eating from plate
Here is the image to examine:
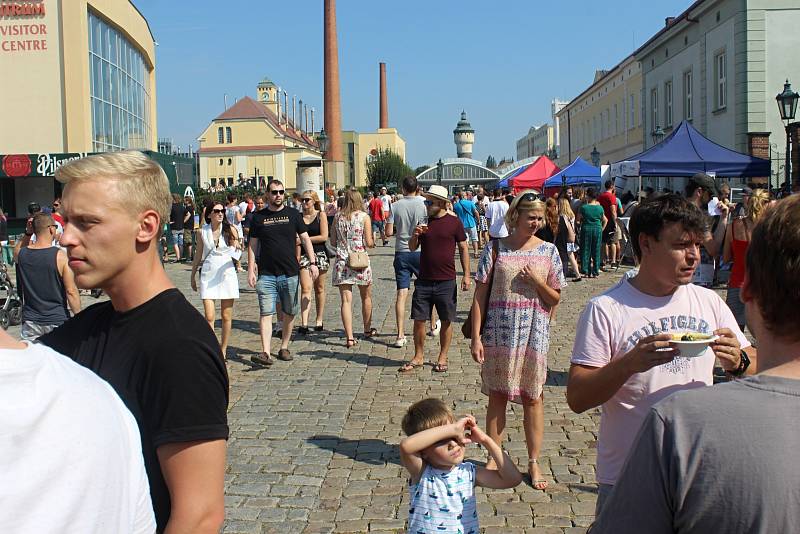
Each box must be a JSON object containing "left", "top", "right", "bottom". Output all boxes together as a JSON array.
[{"left": 565, "top": 194, "right": 756, "bottom": 517}]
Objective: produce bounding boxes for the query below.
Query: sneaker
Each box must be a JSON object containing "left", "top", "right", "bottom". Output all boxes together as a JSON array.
[
  {"left": 428, "top": 319, "right": 441, "bottom": 337},
  {"left": 394, "top": 336, "right": 408, "bottom": 348},
  {"left": 277, "top": 348, "right": 293, "bottom": 361}
]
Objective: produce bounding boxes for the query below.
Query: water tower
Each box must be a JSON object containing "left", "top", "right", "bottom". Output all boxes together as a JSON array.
[{"left": 453, "top": 111, "right": 475, "bottom": 159}]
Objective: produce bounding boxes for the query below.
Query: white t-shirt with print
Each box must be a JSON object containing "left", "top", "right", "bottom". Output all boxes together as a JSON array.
[
  {"left": 0, "top": 343, "right": 156, "bottom": 533},
  {"left": 570, "top": 278, "right": 749, "bottom": 485},
  {"left": 485, "top": 200, "right": 509, "bottom": 238},
  {"left": 380, "top": 194, "right": 392, "bottom": 213}
]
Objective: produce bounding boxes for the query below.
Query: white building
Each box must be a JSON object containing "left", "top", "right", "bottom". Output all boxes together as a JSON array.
[
  {"left": 551, "top": 99, "right": 569, "bottom": 159},
  {"left": 516, "top": 124, "right": 553, "bottom": 160},
  {"left": 636, "top": 0, "right": 800, "bottom": 185}
]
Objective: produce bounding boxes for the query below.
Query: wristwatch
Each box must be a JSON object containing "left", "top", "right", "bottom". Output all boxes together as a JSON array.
[{"left": 728, "top": 349, "right": 750, "bottom": 378}]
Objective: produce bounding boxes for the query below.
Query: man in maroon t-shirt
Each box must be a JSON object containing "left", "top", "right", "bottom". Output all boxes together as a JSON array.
[
  {"left": 597, "top": 180, "right": 619, "bottom": 269},
  {"left": 399, "top": 185, "right": 470, "bottom": 374}
]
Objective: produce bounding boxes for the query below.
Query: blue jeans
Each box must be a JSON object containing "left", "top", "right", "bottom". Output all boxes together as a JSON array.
[{"left": 256, "top": 274, "right": 299, "bottom": 316}]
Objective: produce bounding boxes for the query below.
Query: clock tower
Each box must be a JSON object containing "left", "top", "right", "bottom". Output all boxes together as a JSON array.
[
  {"left": 257, "top": 77, "right": 279, "bottom": 115},
  {"left": 453, "top": 111, "right": 475, "bottom": 159}
]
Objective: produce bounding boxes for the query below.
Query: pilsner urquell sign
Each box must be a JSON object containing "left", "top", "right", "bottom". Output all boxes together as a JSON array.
[{"left": 0, "top": 153, "right": 93, "bottom": 178}]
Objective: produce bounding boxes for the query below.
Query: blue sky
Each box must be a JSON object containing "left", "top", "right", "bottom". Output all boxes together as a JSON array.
[{"left": 137, "top": 0, "right": 689, "bottom": 168}]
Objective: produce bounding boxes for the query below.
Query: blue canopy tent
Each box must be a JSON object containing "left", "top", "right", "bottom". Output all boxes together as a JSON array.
[
  {"left": 543, "top": 157, "right": 601, "bottom": 193},
  {"left": 611, "top": 120, "right": 770, "bottom": 178}
]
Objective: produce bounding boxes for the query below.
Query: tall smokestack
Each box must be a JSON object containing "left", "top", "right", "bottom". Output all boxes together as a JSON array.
[
  {"left": 276, "top": 86, "right": 282, "bottom": 124},
  {"left": 324, "top": 0, "right": 343, "bottom": 163},
  {"left": 283, "top": 91, "right": 288, "bottom": 125},
  {"left": 311, "top": 107, "right": 315, "bottom": 135},
  {"left": 299, "top": 99, "right": 304, "bottom": 132},
  {"left": 305, "top": 105, "right": 310, "bottom": 136},
  {"left": 379, "top": 62, "right": 388, "bottom": 129},
  {"left": 292, "top": 95, "right": 297, "bottom": 131}
]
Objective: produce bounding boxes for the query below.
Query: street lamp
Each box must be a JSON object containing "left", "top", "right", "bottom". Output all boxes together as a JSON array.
[
  {"left": 651, "top": 126, "right": 665, "bottom": 146},
  {"left": 437, "top": 158, "right": 444, "bottom": 186},
  {"left": 590, "top": 146, "right": 600, "bottom": 167},
  {"left": 776, "top": 79, "right": 799, "bottom": 187},
  {"left": 316, "top": 129, "right": 329, "bottom": 155}
]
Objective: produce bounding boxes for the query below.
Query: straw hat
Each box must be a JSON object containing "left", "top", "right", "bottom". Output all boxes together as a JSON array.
[{"left": 421, "top": 185, "right": 449, "bottom": 203}]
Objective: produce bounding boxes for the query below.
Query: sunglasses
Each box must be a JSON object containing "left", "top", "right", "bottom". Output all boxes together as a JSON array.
[
  {"left": 520, "top": 192, "right": 538, "bottom": 202},
  {"left": 269, "top": 189, "right": 285, "bottom": 196},
  {"left": 301, "top": 198, "right": 313, "bottom": 203},
  {"left": 424, "top": 200, "right": 433, "bottom": 207},
  {"left": 211, "top": 208, "right": 225, "bottom": 214}
]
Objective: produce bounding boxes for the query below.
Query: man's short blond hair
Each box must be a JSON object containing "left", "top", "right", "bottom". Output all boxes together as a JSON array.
[{"left": 55, "top": 151, "right": 171, "bottom": 226}]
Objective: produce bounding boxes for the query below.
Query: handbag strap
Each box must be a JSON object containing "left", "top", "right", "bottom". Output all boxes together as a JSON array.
[{"left": 482, "top": 239, "right": 500, "bottom": 308}]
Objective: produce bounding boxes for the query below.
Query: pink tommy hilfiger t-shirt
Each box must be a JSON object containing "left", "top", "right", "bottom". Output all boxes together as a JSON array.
[{"left": 570, "top": 278, "right": 749, "bottom": 485}]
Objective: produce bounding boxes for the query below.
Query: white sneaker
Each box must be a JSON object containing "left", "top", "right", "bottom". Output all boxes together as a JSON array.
[
  {"left": 394, "top": 336, "right": 408, "bottom": 348},
  {"left": 428, "top": 319, "right": 441, "bottom": 337}
]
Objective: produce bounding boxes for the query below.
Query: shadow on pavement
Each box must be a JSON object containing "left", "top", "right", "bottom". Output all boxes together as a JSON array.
[
  {"left": 302, "top": 347, "right": 402, "bottom": 369},
  {"left": 307, "top": 434, "right": 401, "bottom": 466},
  {"left": 545, "top": 369, "right": 569, "bottom": 387}
]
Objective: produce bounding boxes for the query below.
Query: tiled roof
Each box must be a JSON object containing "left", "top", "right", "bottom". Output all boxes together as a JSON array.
[{"left": 213, "top": 96, "right": 318, "bottom": 149}]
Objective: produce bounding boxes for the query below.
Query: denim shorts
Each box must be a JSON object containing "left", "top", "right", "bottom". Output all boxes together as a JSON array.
[
  {"left": 170, "top": 230, "right": 184, "bottom": 247},
  {"left": 256, "top": 274, "right": 300, "bottom": 316},
  {"left": 371, "top": 220, "right": 385, "bottom": 234},
  {"left": 393, "top": 251, "right": 421, "bottom": 290},
  {"left": 465, "top": 226, "right": 479, "bottom": 243}
]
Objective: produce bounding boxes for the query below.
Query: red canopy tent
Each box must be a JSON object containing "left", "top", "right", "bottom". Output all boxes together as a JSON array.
[{"left": 510, "top": 156, "right": 560, "bottom": 193}]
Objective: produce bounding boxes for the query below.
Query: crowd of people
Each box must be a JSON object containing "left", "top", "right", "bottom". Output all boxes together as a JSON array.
[{"left": 1, "top": 148, "right": 799, "bottom": 533}]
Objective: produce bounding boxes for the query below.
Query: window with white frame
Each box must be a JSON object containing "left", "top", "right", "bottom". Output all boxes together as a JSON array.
[
  {"left": 226, "top": 126, "right": 232, "bottom": 144},
  {"left": 664, "top": 81, "right": 673, "bottom": 127},
  {"left": 683, "top": 70, "right": 693, "bottom": 120},
  {"left": 218, "top": 127, "right": 224, "bottom": 144},
  {"left": 715, "top": 51, "right": 726, "bottom": 109},
  {"left": 651, "top": 88, "right": 659, "bottom": 130}
]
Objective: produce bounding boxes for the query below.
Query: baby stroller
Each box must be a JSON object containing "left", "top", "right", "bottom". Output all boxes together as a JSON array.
[{"left": 0, "top": 261, "right": 22, "bottom": 329}]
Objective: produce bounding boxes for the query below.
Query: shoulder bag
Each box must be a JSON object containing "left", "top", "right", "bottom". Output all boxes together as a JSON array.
[
  {"left": 346, "top": 212, "right": 369, "bottom": 270},
  {"left": 462, "top": 239, "right": 499, "bottom": 339}
]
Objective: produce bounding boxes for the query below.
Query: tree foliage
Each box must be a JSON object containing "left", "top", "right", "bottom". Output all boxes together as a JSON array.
[
  {"left": 486, "top": 155, "right": 497, "bottom": 168},
  {"left": 366, "top": 148, "right": 414, "bottom": 190},
  {"left": 414, "top": 165, "right": 430, "bottom": 176}
]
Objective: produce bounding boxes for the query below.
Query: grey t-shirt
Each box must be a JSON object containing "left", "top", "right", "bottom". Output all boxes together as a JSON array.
[
  {"left": 390, "top": 195, "right": 426, "bottom": 253},
  {"left": 593, "top": 375, "right": 800, "bottom": 534}
]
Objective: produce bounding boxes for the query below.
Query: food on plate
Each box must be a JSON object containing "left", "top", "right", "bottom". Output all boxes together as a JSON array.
[{"left": 670, "top": 332, "right": 713, "bottom": 342}]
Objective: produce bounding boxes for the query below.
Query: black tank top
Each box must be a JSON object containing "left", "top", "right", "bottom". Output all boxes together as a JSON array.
[
  {"left": 17, "top": 247, "right": 69, "bottom": 324},
  {"left": 305, "top": 213, "right": 326, "bottom": 253}
]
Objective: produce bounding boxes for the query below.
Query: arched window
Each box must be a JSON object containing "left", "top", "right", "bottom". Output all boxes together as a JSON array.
[
  {"left": 226, "top": 127, "right": 232, "bottom": 144},
  {"left": 218, "top": 127, "right": 224, "bottom": 144}
]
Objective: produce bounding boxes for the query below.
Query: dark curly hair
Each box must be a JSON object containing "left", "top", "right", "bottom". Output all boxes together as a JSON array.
[{"left": 629, "top": 193, "right": 708, "bottom": 261}]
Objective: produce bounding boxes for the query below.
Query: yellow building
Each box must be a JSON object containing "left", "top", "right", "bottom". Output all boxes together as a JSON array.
[
  {"left": 196, "top": 78, "right": 322, "bottom": 190},
  {"left": 342, "top": 128, "right": 406, "bottom": 188},
  {"left": 0, "top": 0, "right": 157, "bottom": 216},
  {"left": 555, "top": 55, "right": 644, "bottom": 167}
]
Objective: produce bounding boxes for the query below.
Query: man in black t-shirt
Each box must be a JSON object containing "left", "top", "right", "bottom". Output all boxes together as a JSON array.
[
  {"left": 168, "top": 193, "right": 184, "bottom": 262},
  {"left": 248, "top": 179, "right": 319, "bottom": 365},
  {"left": 41, "top": 151, "right": 229, "bottom": 534}
]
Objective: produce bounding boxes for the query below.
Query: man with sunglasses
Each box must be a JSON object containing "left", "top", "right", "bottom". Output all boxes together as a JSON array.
[
  {"left": 13, "top": 212, "right": 81, "bottom": 341},
  {"left": 248, "top": 180, "right": 318, "bottom": 365}
]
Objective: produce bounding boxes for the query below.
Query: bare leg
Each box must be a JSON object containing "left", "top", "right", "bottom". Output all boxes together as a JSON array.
[
  {"left": 412, "top": 319, "right": 426, "bottom": 364},
  {"left": 523, "top": 393, "right": 547, "bottom": 489},
  {"left": 485, "top": 392, "right": 508, "bottom": 469},
  {"left": 567, "top": 251, "right": 581, "bottom": 279},
  {"left": 339, "top": 285, "right": 354, "bottom": 342},
  {"left": 280, "top": 312, "right": 294, "bottom": 350},
  {"left": 202, "top": 299, "right": 216, "bottom": 333},
  {"left": 173, "top": 243, "right": 181, "bottom": 261},
  {"left": 313, "top": 273, "right": 326, "bottom": 327},
  {"left": 436, "top": 320, "right": 453, "bottom": 366},
  {"left": 299, "top": 268, "right": 312, "bottom": 327},
  {"left": 259, "top": 314, "right": 273, "bottom": 354},
  {"left": 359, "top": 284, "right": 373, "bottom": 333},
  {"left": 219, "top": 299, "right": 234, "bottom": 358},
  {"left": 395, "top": 288, "right": 409, "bottom": 340}
]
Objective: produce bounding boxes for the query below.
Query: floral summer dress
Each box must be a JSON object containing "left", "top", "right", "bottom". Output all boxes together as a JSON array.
[
  {"left": 332, "top": 211, "right": 372, "bottom": 286},
  {"left": 474, "top": 240, "right": 566, "bottom": 403}
]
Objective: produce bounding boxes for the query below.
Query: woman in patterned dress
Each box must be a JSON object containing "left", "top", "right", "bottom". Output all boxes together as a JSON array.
[
  {"left": 469, "top": 191, "right": 566, "bottom": 490},
  {"left": 331, "top": 189, "right": 375, "bottom": 348}
]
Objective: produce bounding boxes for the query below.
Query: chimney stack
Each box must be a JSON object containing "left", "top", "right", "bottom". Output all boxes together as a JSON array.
[
  {"left": 324, "top": 0, "right": 343, "bottom": 162},
  {"left": 379, "top": 62, "right": 389, "bottom": 129}
]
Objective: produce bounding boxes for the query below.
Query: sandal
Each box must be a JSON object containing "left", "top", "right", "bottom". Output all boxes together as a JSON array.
[
  {"left": 298, "top": 326, "right": 310, "bottom": 335},
  {"left": 398, "top": 361, "right": 423, "bottom": 373},
  {"left": 314, "top": 324, "right": 324, "bottom": 332},
  {"left": 346, "top": 338, "right": 358, "bottom": 348},
  {"left": 432, "top": 363, "right": 448, "bottom": 373},
  {"left": 528, "top": 458, "right": 548, "bottom": 491},
  {"left": 363, "top": 328, "right": 378, "bottom": 338},
  {"left": 251, "top": 352, "right": 274, "bottom": 366}
]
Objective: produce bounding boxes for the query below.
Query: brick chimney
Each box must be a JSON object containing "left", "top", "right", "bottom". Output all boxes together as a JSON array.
[
  {"left": 323, "top": 0, "right": 343, "bottom": 163},
  {"left": 379, "top": 62, "right": 389, "bottom": 129}
]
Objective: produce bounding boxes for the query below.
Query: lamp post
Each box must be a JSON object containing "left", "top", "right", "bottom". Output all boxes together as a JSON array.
[
  {"left": 437, "top": 158, "right": 444, "bottom": 186},
  {"left": 776, "top": 80, "right": 799, "bottom": 189},
  {"left": 651, "top": 126, "right": 665, "bottom": 146},
  {"left": 590, "top": 146, "right": 600, "bottom": 167}
]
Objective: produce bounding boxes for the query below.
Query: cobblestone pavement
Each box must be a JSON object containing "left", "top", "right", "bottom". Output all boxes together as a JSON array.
[{"left": 7, "top": 243, "right": 628, "bottom": 533}]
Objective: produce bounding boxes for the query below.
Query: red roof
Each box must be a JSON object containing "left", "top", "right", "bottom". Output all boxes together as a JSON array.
[{"left": 213, "top": 96, "right": 318, "bottom": 149}]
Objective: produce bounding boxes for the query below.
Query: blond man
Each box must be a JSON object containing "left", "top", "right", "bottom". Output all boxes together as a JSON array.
[{"left": 41, "top": 151, "right": 229, "bottom": 533}]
